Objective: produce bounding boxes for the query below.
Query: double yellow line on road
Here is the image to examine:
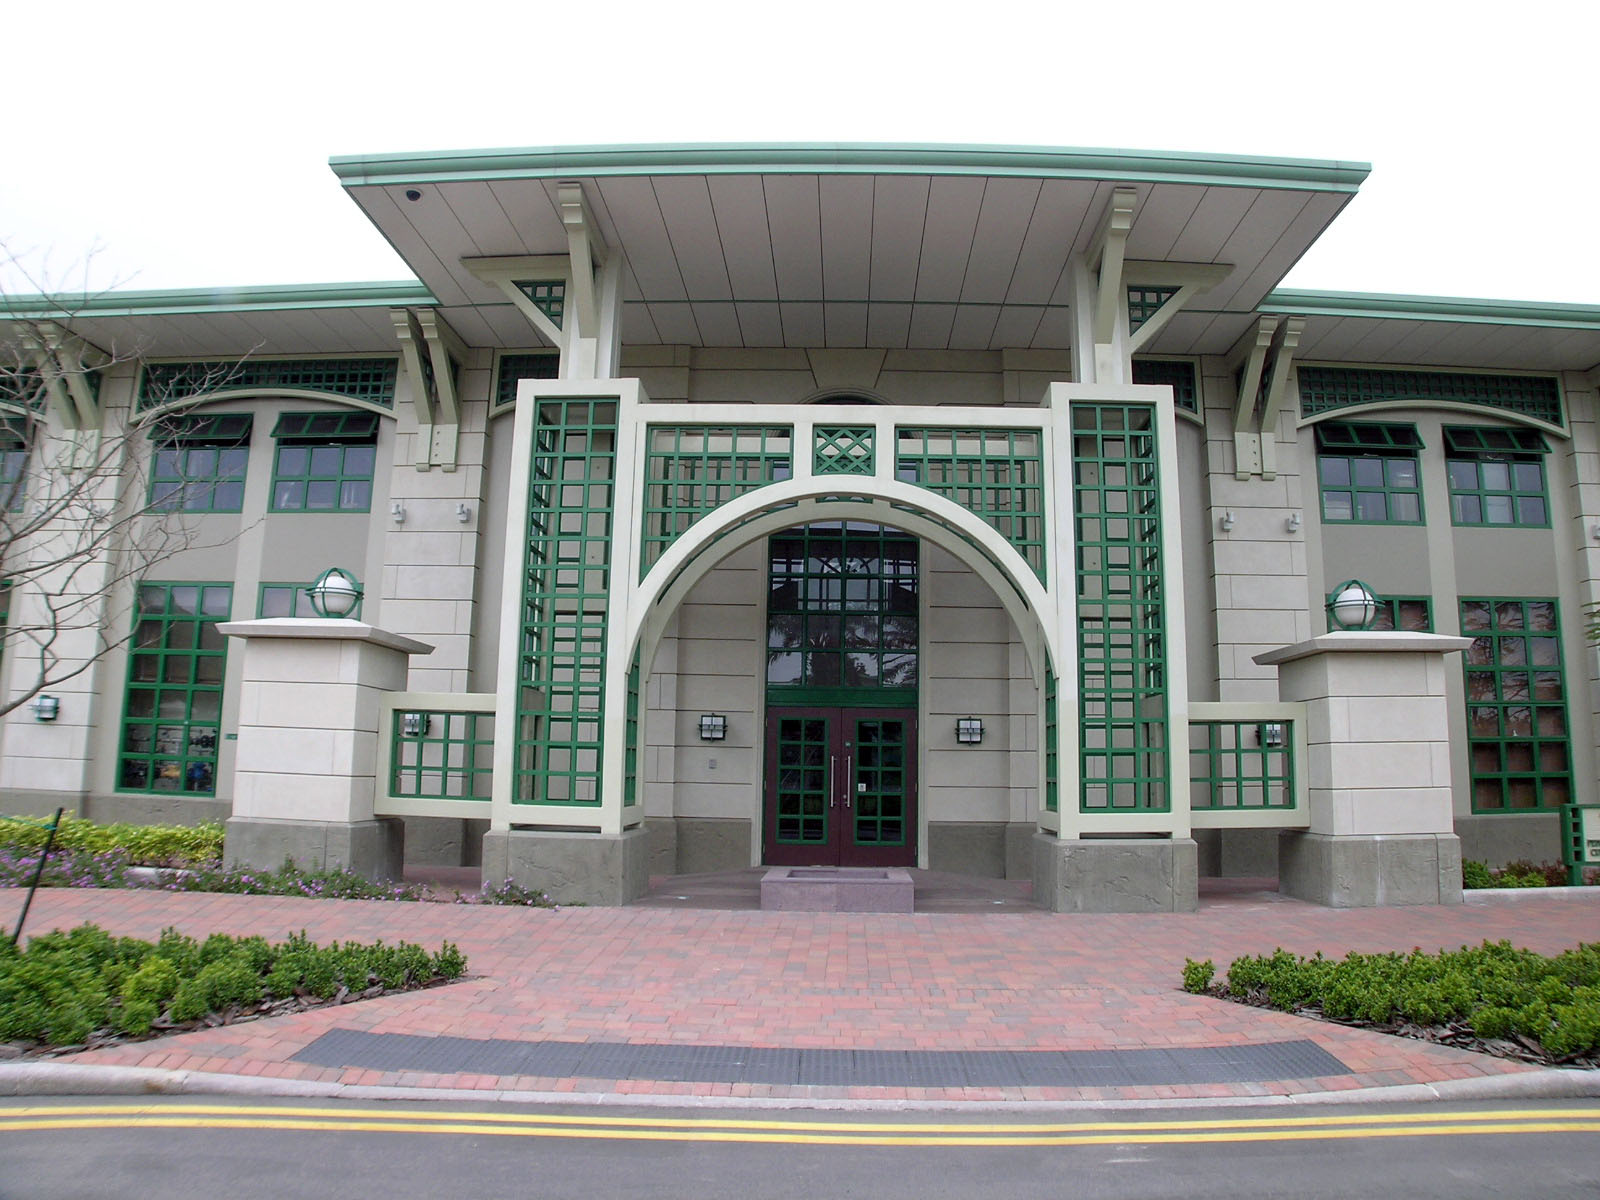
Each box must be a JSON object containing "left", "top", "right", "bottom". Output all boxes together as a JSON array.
[{"left": 2, "top": 1104, "right": 1598, "bottom": 1147}]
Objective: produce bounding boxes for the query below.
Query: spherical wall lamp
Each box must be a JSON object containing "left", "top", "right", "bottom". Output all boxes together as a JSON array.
[{"left": 307, "top": 566, "right": 363, "bottom": 619}]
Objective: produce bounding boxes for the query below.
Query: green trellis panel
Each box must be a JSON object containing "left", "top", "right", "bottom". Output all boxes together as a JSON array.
[
  {"left": 1072, "top": 403, "right": 1170, "bottom": 813},
  {"left": 515, "top": 400, "right": 617, "bottom": 807},
  {"left": 894, "top": 426, "right": 1046, "bottom": 581},
  {"left": 813, "top": 426, "right": 876, "bottom": 476},
  {"left": 390, "top": 710, "right": 495, "bottom": 803},
  {"left": 1188, "top": 721, "right": 1294, "bottom": 810},
  {"left": 1297, "top": 365, "right": 1562, "bottom": 427},
  {"left": 1043, "top": 668, "right": 1059, "bottom": 814},
  {"left": 139, "top": 359, "right": 398, "bottom": 411},
  {"left": 623, "top": 651, "right": 642, "bottom": 809},
  {"left": 1127, "top": 286, "right": 1179, "bottom": 332},
  {"left": 639, "top": 425, "right": 793, "bottom": 577}
]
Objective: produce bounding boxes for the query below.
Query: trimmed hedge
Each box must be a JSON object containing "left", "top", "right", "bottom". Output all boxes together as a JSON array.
[
  {"left": 1184, "top": 940, "right": 1600, "bottom": 1061},
  {"left": 0, "top": 923, "right": 466, "bottom": 1050},
  {"left": 0, "top": 815, "right": 223, "bottom": 868}
]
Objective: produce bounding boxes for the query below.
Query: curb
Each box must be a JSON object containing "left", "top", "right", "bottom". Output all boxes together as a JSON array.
[
  {"left": 1464, "top": 886, "right": 1599, "bottom": 903},
  {"left": 2, "top": 1062, "right": 1596, "bottom": 1111}
]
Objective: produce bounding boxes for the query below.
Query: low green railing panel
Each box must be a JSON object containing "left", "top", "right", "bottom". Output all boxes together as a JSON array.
[
  {"left": 390, "top": 710, "right": 495, "bottom": 803},
  {"left": 894, "top": 426, "right": 1046, "bottom": 581},
  {"left": 1189, "top": 721, "right": 1294, "bottom": 810},
  {"left": 813, "top": 426, "right": 875, "bottom": 476},
  {"left": 640, "top": 424, "right": 792, "bottom": 576}
]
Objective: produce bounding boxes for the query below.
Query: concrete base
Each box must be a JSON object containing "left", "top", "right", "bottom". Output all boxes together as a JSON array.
[
  {"left": 760, "top": 867, "right": 914, "bottom": 913},
  {"left": 1455, "top": 813, "right": 1562, "bottom": 869},
  {"left": 1005, "top": 822, "right": 1035, "bottom": 880},
  {"left": 483, "top": 826, "right": 650, "bottom": 906},
  {"left": 399, "top": 817, "right": 487, "bottom": 868},
  {"left": 1278, "top": 831, "right": 1463, "bottom": 907},
  {"left": 673, "top": 817, "right": 753, "bottom": 875},
  {"left": 1032, "top": 834, "right": 1199, "bottom": 913},
  {"left": 1195, "top": 827, "right": 1281, "bottom": 878},
  {"left": 927, "top": 822, "right": 1005, "bottom": 878},
  {"left": 645, "top": 819, "right": 678, "bottom": 878},
  {"left": 224, "top": 816, "right": 405, "bottom": 880}
]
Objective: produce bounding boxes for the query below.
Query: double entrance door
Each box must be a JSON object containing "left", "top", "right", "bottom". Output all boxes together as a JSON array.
[{"left": 762, "top": 706, "right": 916, "bottom": 867}]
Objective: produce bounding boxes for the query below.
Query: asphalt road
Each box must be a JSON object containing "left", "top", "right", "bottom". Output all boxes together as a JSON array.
[{"left": 1, "top": 1097, "right": 1597, "bottom": 1199}]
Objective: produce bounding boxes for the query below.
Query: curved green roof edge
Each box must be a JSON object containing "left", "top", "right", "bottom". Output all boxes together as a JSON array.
[
  {"left": 1, "top": 280, "right": 436, "bottom": 320},
  {"left": 329, "top": 141, "right": 1371, "bottom": 193},
  {"left": 1263, "top": 289, "right": 1600, "bottom": 331}
]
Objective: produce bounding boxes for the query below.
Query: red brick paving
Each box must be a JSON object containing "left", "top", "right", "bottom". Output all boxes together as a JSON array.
[{"left": 2, "top": 886, "right": 1595, "bottom": 1102}]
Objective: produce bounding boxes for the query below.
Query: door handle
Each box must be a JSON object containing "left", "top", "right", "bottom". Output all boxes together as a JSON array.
[
  {"left": 829, "top": 755, "right": 836, "bottom": 808},
  {"left": 844, "top": 754, "right": 853, "bottom": 808}
]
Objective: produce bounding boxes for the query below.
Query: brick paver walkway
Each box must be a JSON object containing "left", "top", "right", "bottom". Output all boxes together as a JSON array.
[{"left": 2, "top": 887, "right": 1595, "bottom": 1103}]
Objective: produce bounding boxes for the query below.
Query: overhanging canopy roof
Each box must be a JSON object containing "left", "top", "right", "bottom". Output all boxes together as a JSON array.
[{"left": 331, "top": 141, "right": 1370, "bottom": 353}]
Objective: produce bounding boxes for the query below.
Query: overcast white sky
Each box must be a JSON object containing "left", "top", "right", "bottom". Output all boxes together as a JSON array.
[{"left": 4, "top": 0, "right": 1595, "bottom": 303}]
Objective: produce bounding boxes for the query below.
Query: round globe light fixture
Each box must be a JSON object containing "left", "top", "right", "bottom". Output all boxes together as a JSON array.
[
  {"left": 1326, "top": 579, "right": 1379, "bottom": 631},
  {"left": 307, "top": 566, "right": 363, "bottom": 619}
]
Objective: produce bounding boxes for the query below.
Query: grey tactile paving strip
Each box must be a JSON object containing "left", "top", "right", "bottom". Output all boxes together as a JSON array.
[{"left": 293, "top": 1029, "right": 1349, "bottom": 1088}]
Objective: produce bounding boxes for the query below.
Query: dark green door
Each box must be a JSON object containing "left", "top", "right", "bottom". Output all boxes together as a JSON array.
[{"left": 763, "top": 706, "right": 915, "bottom": 867}]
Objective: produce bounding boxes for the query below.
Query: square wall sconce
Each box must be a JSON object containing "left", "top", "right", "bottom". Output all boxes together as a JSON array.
[
  {"left": 956, "top": 716, "right": 984, "bottom": 745},
  {"left": 699, "top": 713, "right": 727, "bottom": 741},
  {"left": 1256, "top": 722, "right": 1286, "bottom": 749},
  {"left": 401, "top": 712, "right": 431, "bottom": 738},
  {"left": 32, "top": 694, "right": 60, "bottom": 722}
]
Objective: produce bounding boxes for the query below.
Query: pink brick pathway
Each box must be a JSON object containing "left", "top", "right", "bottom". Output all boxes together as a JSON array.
[{"left": 3, "top": 887, "right": 1595, "bottom": 1103}]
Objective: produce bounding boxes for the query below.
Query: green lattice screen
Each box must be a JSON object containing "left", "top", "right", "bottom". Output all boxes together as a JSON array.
[
  {"left": 1189, "top": 721, "right": 1294, "bottom": 810},
  {"left": 1043, "top": 667, "right": 1059, "bottom": 813},
  {"left": 894, "top": 427, "right": 1045, "bottom": 580},
  {"left": 640, "top": 425, "right": 792, "bottom": 576},
  {"left": 1297, "top": 366, "right": 1562, "bottom": 426},
  {"left": 623, "top": 650, "right": 642, "bottom": 809},
  {"left": 814, "top": 426, "right": 875, "bottom": 476},
  {"left": 390, "top": 710, "right": 495, "bottom": 803},
  {"left": 1073, "top": 403, "right": 1169, "bottom": 813},
  {"left": 516, "top": 282, "right": 565, "bottom": 328},
  {"left": 494, "top": 353, "right": 561, "bottom": 411},
  {"left": 139, "top": 359, "right": 398, "bottom": 411},
  {"left": 515, "top": 400, "right": 617, "bottom": 806},
  {"left": 1131, "top": 358, "right": 1199, "bottom": 414}
]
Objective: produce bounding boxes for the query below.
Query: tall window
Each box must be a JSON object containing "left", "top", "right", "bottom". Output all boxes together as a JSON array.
[
  {"left": 270, "top": 411, "right": 379, "bottom": 512},
  {"left": 1460, "top": 597, "right": 1570, "bottom": 812},
  {"left": 118, "top": 583, "right": 231, "bottom": 794},
  {"left": 1444, "top": 426, "right": 1550, "bottom": 527},
  {"left": 148, "top": 413, "right": 252, "bottom": 513},
  {"left": 1315, "top": 421, "right": 1423, "bottom": 524},
  {"left": 767, "top": 525, "right": 918, "bottom": 696},
  {"left": 0, "top": 416, "right": 29, "bottom": 511}
]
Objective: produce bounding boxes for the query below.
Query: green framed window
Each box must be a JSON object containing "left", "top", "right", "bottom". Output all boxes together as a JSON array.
[
  {"left": 493, "top": 352, "right": 561, "bottom": 411},
  {"left": 1371, "top": 596, "right": 1432, "bottom": 633},
  {"left": 148, "top": 413, "right": 251, "bottom": 513},
  {"left": 270, "top": 411, "right": 379, "bottom": 512},
  {"left": 118, "top": 583, "right": 232, "bottom": 795},
  {"left": 1314, "top": 421, "right": 1423, "bottom": 524},
  {"left": 0, "top": 415, "right": 31, "bottom": 511},
  {"left": 1460, "top": 597, "right": 1571, "bottom": 813},
  {"left": 1130, "top": 358, "right": 1199, "bottom": 415},
  {"left": 766, "top": 524, "right": 918, "bottom": 706},
  {"left": 1444, "top": 426, "right": 1550, "bottom": 527}
]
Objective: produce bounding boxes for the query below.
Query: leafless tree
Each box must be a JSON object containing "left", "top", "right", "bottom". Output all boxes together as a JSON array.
[{"left": 0, "top": 245, "right": 252, "bottom": 719}]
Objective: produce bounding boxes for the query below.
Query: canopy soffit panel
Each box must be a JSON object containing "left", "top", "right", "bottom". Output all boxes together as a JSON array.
[{"left": 331, "top": 142, "right": 1369, "bottom": 353}]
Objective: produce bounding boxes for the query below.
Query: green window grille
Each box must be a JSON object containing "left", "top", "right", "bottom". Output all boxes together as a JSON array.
[
  {"left": 894, "top": 427, "right": 1045, "bottom": 580},
  {"left": 147, "top": 413, "right": 252, "bottom": 514},
  {"left": 1296, "top": 365, "right": 1562, "bottom": 427},
  {"left": 766, "top": 524, "right": 917, "bottom": 705},
  {"left": 257, "top": 581, "right": 363, "bottom": 620},
  {"left": 641, "top": 425, "right": 792, "bottom": 576},
  {"left": 1127, "top": 287, "right": 1179, "bottom": 333},
  {"left": 1131, "top": 358, "right": 1199, "bottom": 414},
  {"left": 1314, "top": 421, "right": 1424, "bottom": 525},
  {"left": 269, "top": 411, "right": 379, "bottom": 513},
  {"left": 118, "top": 583, "right": 231, "bottom": 795},
  {"left": 390, "top": 710, "right": 495, "bottom": 803},
  {"left": 623, "top": 651, "right": 642, "bottom": 809},
  {"left": 516, "top": 281, "right": 565, "bottom": 329},
  {"left": 516, "top": 400, "right": 617, "bottom": 806},
  {"left": 813, "top": 426, "right": 875, "bottom": 476},
  {"left": 1189, "top": 721, "right": 1295, "bottom": 810},
  {"left": 1460, "top": 598, "right": 1571, "bottom": 813},
  {"left": 1443, "top": 425, "right": 1550, "bottom": 528},
  {"left": 140, "top": 358, "right": 398, "bottom": 412},
  {"left": 0, "top": 416, "right": 30, "bottom": 511},
  {"left": 493, "top": 353, "right": 561, "bottom": 411},
  {"left": 1073, "top": 403, "right": 1169, "bottom": 813},
  {"left": 1043, "top": 667, "right": 1059, "bottom": 813},
  {"left": 1371, "top": 596, "right": 1432, "bottom": 633}
]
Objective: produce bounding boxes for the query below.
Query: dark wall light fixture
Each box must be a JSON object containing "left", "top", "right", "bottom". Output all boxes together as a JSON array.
[
  {"left": 31, "top": 695, "right": 60, "bottom": 722},
  {"left": 699, "top": 714, "right": 727, "bottom": 741},
  {"left": 956, "top": 717, "right": 984, "bottom": 744},
  {"left": 402, "top": 712, "right": 430, "bottom": 737}
]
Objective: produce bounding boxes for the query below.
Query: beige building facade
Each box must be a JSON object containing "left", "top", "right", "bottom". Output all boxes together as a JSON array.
[{"left": 3, "top": 143, "right": 1598, "bottom": 908}]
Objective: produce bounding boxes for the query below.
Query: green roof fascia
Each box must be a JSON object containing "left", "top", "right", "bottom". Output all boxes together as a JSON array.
[
  {"left": 330, "top": 141, "right": 1370, "bottom": 194},
  {"left": 0, "top": 280, "right": 437, "bottom": 321},
  {"left": 1262, "top": 289, "right": 1600, "bottom": 332}
]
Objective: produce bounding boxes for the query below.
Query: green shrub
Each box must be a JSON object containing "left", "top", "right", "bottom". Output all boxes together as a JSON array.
[
  {"left": 122, "top": 957, "right": 180, "bottom": 1008},
  {"left": 1462, "top": 860, "right": 1494, "bottom": 889},
  {"left": 432, "top": 942, "right": 467, "bottom": 981},
  {"left": 1181, "top": 958, "right": 1215, "bottom": 993}
]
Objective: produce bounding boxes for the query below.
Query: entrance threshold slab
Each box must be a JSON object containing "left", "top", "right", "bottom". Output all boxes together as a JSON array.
[{"left": 760, "top": 866, "right": 914, "bottom": 913}]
